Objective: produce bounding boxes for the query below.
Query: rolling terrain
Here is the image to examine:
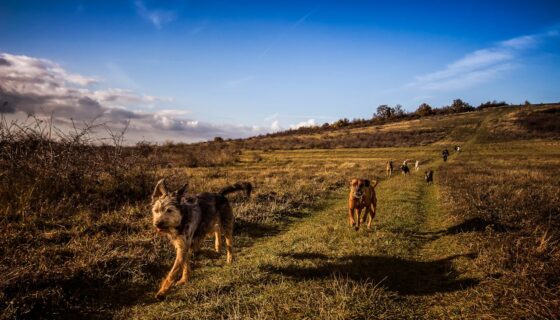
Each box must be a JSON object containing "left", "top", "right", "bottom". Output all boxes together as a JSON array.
[{"left": 1, "top": 105, "right": 559, "bottom": 319}]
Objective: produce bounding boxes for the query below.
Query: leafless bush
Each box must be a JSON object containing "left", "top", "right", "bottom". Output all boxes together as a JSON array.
[
  {"left": 0, "top": 116, "right": 154, "bottom": 218},
  {"left": 0, "top": 115, "right": 157, "bottom": 319}
]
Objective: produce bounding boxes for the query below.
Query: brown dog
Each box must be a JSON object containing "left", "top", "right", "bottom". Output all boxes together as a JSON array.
[
  {"left": 386, "top": 161, "right": 393, "bottom": 177},
  {"left": 151, "top": 179, "right": 251, "bottom": 299},
  {"left": 348, "top": 178, "right": 378, "bottom": 230}
]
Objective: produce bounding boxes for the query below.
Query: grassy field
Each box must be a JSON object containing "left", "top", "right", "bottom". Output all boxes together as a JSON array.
[{"left": 1, "top": 105, "right": 559, "bottom": 319}]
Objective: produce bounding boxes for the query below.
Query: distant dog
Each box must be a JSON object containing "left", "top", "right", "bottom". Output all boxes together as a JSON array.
[
  {"left": 401, "top": 164, "right": 410, "bottom": 175},
  {"left": 151, "top": 179, "right": 251, "bottom": 299},
  {"left": 442, "top": 149, "right": 449, "bottom": 162},
  {"left": 386, "top": 161, "right": 394, "bottom": 177},
  {"left": 348, "top": 178, "right": 378, "bottom": 230},
  {"left": 425, "top": 170, "right": 434, "bottom": 184},
  {"left": 415, "top": 160, "right": 420, "bottom": 171}
]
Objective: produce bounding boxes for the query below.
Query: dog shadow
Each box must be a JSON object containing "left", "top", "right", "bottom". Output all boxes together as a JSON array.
[
  {"left": 233, "top": 220, "right": 283, "bottom": 249},
  {"left": 263, "top": 252, "right": 479, "bottom": 296},
  {"left": 14, "top": 256, "right": 172, "bottom": 319},
  {"left": 391, "top": 217, "right": 513, "bottom": 242},
  {"left": 445, "top": 217, "right": 511, "bottom": 234}
]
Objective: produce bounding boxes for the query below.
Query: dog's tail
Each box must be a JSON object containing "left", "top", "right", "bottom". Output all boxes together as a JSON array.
[{"left": 219, "top": 181, "right": 252, "bottom": 197}]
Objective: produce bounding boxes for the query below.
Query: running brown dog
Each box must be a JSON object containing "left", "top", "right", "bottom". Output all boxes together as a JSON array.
[
  {"left": 348, "top": 178, "right": 378, "bottom": 230},
  {"left": 151, "top": 179, "right": 251, "bottom": 299}
]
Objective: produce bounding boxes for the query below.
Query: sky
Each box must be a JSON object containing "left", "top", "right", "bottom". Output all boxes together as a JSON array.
[{"left": 1, "top": 0, "right": 560, "bottom": 143}]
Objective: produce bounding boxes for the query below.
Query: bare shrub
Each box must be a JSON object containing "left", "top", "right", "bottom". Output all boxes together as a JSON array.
[
  {"left": 0, "top": 116, "right": 154, "bottom": 217},
  {"left": 0, "top": 116, "right": 157, "bottom": 319}
]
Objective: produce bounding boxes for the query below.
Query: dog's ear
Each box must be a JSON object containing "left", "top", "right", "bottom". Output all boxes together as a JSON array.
[
  {"left": 175, "top": 183, "right": 188, "bottom": 200},
  {"left": 152, "top": 179, "right": 169, "bottom": 203},
  {"left": 350, "top": 179, "right": 358, "bottom": 187}
]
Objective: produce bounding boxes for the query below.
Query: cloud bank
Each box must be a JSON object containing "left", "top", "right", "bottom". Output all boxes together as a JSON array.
[{"left": 0, "top": 52, "right": 265, "bottom": 143}]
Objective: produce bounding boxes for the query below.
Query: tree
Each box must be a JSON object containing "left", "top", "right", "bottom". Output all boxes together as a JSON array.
[
  {"left": 394, "top": 104, "right": 405, "bottom": 117},
  {"left": 415, "top": 103, "right": 433, "bottom": 116},
  {"left": 450, "top": 99, "right": 474, "bottom": 113},
  {"left": 333, "top": 118, "right": 350, "bottom": 128},
  {"left": 477, "top": 100, "right": 508, "bottom": 110},
  {"left": 375, "top": 104, "right": 394, "bottom": 120}
]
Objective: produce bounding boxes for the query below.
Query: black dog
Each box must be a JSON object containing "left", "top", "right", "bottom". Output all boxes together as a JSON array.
[
  {"left": 442, "top": 149, "right": 449, "bottom": 162},
  {"left": 400, "top": 164, "right": 410, "bottom": 175},
  {"left": 425, "top": 170, "right": 434, "bottom": 184}
]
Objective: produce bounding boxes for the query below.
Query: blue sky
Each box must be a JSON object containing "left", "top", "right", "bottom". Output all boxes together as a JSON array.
[{"left": 1, "top": 0, "right": 560, "bottom": 142}]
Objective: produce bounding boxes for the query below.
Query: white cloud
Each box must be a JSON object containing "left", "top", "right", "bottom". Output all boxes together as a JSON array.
[
  {"left": 420, "top": 63, "right": 514, "bottom": 91},
  {"left": 270, "top": 120, "right": 281, "bottom": 132},
  {"left": 408, "top": 28, "right": 559, "bottom": 91},
  {"left": 0, "top": 52, "right": 271, "bottom": 143},
  {"left": 500, "top": 35, "right": 537, "bottom": 49},
  {"left": 134, "top": 0, "right": 176, "bottom": 29},
  {"left": 91, "top": 88, "right": 171, "bottom": 110},
  {"left": 289, "top": 118, "right": 316, "bottom": 129}
]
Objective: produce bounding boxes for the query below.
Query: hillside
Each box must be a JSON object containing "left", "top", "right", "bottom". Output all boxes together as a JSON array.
[
  {"left": 201, "top": 103, "right": 560, "bottom": 150},
  {"left": 1, "top": 104, "right": 559, "bottom": 319}
]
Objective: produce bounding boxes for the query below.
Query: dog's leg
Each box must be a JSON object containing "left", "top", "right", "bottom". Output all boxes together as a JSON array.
[
  {"left": 355, "top": 208, "right": 362, "bottom": 231},
  {"left": 368, "top": 204, "right": 376, "bottom": 229},
  {"left": 348, "top": 208, "right": 355, "bottom": 227},
  {"left": 156, "top": 236, "right": 187, "bottom": 299},
  {"left": 225, "top": 233, "right": 233, "bottom": 264},
  {"left": 223, "top": 221, "right": 234, "bottom": 264},
  {"left": 176, "top": 245, "right": 192, "bottom": 286},
  {"left": 360, "top": 207, "right": 367, "bottom": 224},
  {"left": 214, "top": 225, "right": 222, "bottom": 253}
]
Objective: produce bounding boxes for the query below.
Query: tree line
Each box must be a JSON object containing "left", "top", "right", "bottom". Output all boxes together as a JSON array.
[{"left": 259, "top": 99, "right": 509, "bottom": 137}]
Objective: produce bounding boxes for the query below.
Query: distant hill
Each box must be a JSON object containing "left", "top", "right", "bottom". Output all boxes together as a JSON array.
[{"left": 193, "top": 103, "right": 560, "bottom": 151}]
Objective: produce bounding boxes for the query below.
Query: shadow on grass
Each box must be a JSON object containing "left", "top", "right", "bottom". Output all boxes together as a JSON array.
[
  {"left": 445, "top": 217, "right": 510, "bottom": 234},
  {"left": 1, "top": 256, "right": 169, "bottom": 320},
  {"left": 392, "top": 217, "right": 513, "bottom": 242},
  {"left": 264, "top": 252, "right": 478, "bottom": 296},
  {"left": 233, "top": 220, "right": 283, "bottom": 249}
]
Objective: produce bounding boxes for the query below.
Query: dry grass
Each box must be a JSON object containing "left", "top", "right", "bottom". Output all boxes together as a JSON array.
[
  {"left": 1, "top": 105, "right": 559, "bottom": 319},
  {"left": 0, "top": 117, "right": 158, "bottom": 318},
  {"left": 437, "top": 139, "right": 560, "bottom": 318}
]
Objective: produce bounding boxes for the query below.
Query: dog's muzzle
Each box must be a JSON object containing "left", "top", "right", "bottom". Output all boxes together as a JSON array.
[
  {"left": 353, "top": 192, "right": 364, "bottom": 200},
  {"left": 154, "top": 221, "right": 169, "bottom": 233}
]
